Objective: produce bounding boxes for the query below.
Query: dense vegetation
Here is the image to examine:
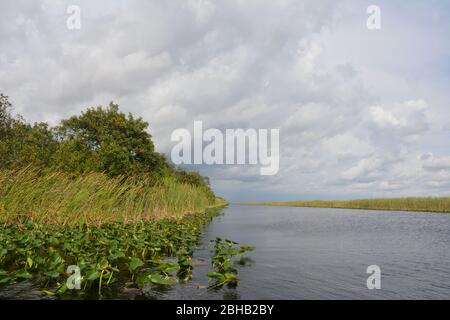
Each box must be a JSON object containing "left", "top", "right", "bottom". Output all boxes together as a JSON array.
[
  {"left": 0, "top": 168, "right": 220, "bottom": 225},
  {"left": 0, "top": 208, "right": 224, "bottom": 298},
  {"left": 0, "top": 93, "right": 252, "bottom": 298},
  {"left": 244, "top": 198, "right": 450, "bottom": 213}
]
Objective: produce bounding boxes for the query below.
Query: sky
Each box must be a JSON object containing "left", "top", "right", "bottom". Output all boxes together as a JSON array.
[{"left": 1, "top": 0, "right": 450, "bottom": 201}]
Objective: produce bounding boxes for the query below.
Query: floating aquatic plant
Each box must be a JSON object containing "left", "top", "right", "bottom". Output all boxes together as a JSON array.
[
  {"left": 0, "top": 208, "right": 224, "bottom": 298},
  {"left": 207, "top": 237, "right": 254, "bottom": 288}
]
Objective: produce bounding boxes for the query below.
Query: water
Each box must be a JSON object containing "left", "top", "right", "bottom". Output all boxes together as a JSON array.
[
  {"left": 164, "top": 204, "right": 450, "bottom": 300},
  {"left": 2, "top": 204, "right": 450, "bottom": 299}
]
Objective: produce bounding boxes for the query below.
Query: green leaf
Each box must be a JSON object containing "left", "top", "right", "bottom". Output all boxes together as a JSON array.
[
  {"left": 84, "top": 270, "right": 99, "bottom": 281},
  {"left": 136, "top": 271, "right": 175, "bottom": 287},
  {"left": 149, "top": 274, "right": 174, "bottom": 286},
  {"left": 56, "top": 283, "right": 68, "bottom": 294},
  {"left": 27, "top": 257, "right": 33, "bottom": 268},
  {"left": 13, "top": 270, "right": 32, "bottom": 280},
  {"left": 0, "top": 274, "right": 15, "bottom": 285},
  {"left": 207, "top": 272, "right": 225, "bottom": 280},
  {"left": 136, "top": 272, "right": 152, "bottom": 287},
  {"left": 224, "top": 273, "right": 239, "bottom": 281},
  {"left": 128, "top": 257, "right": 144, "bottom": 272}
]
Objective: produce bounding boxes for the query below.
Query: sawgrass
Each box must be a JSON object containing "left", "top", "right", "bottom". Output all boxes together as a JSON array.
[
  {"left": 243, "top": 197, "right": 450, "bottom": 213},
  {"left": 0, "top": 167, "right": 221, "bottom": 226}
]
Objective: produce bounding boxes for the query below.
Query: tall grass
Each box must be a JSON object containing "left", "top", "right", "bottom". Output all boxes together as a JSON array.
[
  {"left": 0, "top": 167, "right": 221, "bottom": 226},
  {"left": 243, "top": 198, "right": 450, "bottom": 213}
]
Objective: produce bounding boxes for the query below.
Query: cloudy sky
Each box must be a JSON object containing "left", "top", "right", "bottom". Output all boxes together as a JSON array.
[{"left": 1, "top": 0, "right": 450, "bottom": 201}]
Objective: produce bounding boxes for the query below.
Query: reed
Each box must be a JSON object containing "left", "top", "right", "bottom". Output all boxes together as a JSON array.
[
  {"left": 243, "top": 197, "right": 450, "bottom": 213},
  {"left": 0, "top": 167, "right": 219, "bottom": 226}
]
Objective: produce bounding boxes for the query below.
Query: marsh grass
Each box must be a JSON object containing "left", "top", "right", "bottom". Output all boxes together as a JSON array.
[
  {"left": 243, "top": 197, "right": 450, "bottom": 213},
  {"left": 0, "top": 167, "right": 222, "bottom": 226}
]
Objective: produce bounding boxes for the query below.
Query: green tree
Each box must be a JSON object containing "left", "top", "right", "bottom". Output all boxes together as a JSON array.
[
  {"left": 1, "top": 94, "right": 57, "bottom": 169},
  {"left": 174, "top": 170, "right": 210, "bottom": 187},
  {"left": 1, "top": 94, "right": 15, "bottom": 139},
  {"left": 54, "top": 102, "right": 169, "bottom": 176}
]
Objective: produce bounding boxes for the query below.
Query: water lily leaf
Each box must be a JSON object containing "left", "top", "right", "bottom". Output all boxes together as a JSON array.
[
  {"left": 13, "top": 270, "right": 32, "bottom": 280},
  {"left": 136, "top": 271, "right": 175, "bottom": 287},
  {"left": 0, "top": 272, "right": 15, "bottom": 285},
  {"left": 163, "top": 266, "right": 178, "bottom": 274},
  {"left": 128, "top": 257, "right": 144, "bottom": 272},
  {"left": 136, "top": 272, "right": 152, "bottom": 287},
  {"left": 84, "top": 270, "right": 99, "bottom": 281},
  {"left": 108, "top": 251, "right": 125, "bottom": 261},
  {"left": 224, "top": 273, "right": 239, "bottom": 281},
  {"left": 149, "top": 274, "right": 174, "bottom": 285},
  {"left": 207, "top": 272, "right": 225, "bottom": 280}
]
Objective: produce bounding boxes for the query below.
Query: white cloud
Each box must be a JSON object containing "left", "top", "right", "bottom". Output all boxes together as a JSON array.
[
  {"left": 0, "top": 0, "right": 449, "bottom": 201},
  {"left": 341, "top": 158, "right": 384, "bottom": 182},
  {"left": 369, "top": 100, "right": 429, "bottom": 137},
  {"left": 421, "top": 155, "right": 450, "bottom": 172}
]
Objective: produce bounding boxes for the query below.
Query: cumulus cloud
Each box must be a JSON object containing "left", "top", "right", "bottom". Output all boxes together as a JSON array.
[
  {"left": 0, "top": 0, "right": 449, "bottom": 200},
  {"left": 421, "top": 154, "right": 450, "bottom": 172},
  {"left": 369, "top": 100, "right": 429, "bottom": 137}
]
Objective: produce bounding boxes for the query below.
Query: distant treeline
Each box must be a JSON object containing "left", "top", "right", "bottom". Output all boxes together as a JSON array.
[{"left": 0, "top": 93, "right": 214, "bottom": 201}]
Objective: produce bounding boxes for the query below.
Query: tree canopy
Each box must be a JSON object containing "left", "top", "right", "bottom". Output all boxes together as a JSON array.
[{"left": 54, "top": 102, "right": 169, "bottom": 176}]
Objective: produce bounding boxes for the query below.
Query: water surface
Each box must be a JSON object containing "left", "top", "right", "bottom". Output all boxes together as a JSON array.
[{"left": 164, "top": 204, "right": 450, "bottom": 299}]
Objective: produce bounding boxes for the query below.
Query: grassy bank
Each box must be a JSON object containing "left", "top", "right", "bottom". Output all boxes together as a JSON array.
[
  {"left": 0, "top": 167, "right": 223, "bottom": 226},
  {"left": 242, "top": 197, "right": 450, "bottom": 213}
]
